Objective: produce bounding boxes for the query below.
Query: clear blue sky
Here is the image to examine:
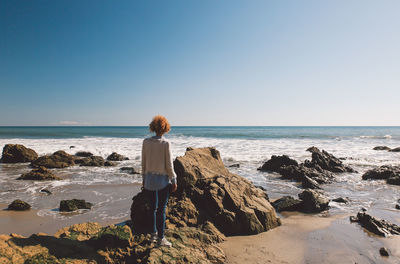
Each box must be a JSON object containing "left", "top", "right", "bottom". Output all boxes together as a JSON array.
[{"left": 1, "top": 0, "right": 399, "bottom": 126}]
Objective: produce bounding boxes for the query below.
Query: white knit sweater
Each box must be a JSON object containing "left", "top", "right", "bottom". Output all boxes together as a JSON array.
[{"left": 141, "top": 136, "right": 177, "bottom": 183}]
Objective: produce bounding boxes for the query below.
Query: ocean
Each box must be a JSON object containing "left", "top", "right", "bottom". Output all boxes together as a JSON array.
[{"left": 0, "top": 126, "right": 399, "bottom": 224}]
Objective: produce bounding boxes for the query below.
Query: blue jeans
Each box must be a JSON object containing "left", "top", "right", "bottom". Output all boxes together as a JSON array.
[{"left": 148, "top": 184, "right": 170, "bottom": 238}]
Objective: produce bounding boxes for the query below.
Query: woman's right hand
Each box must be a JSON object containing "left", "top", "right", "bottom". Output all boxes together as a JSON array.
[{"left": 171, "top": 183, "right": 177, "bottom": 193}]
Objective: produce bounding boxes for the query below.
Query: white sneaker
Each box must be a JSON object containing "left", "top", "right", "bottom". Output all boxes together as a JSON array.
[
  {"left": 158, "top": 237, "right": 172, "bottom": 247},
  {"left": 150, "top": 232, "right": 158, "bottom": 242}
]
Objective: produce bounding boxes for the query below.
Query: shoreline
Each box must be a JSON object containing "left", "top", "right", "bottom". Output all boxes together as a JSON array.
[{"left": 221, "top": 212, "right": 400, "bottom": 264}]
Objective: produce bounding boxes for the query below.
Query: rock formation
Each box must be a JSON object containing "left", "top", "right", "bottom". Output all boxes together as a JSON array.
[
  {"left": 75, "top": 151, "right": 93, "bottom": 157},
  {"left": 373, "top": 146, "right": 391, "bottom": 151},
  {"left": 7, "top": 199, "right": 31, "bottom": 211},
  {"left": 272, "top": 189, "right": 330, "bottom": 213},
  {"left": 31, "top": 150, "right": 75, "bottom": 168},
  {"left": 131, "top": 147, "right": 281, "bottom": 236},
  {"left": 59, "top": 199, "right": 93, "bottom": 212},
  {"left": 107, "top": 152, "right": 129, "bottom": 161},
  {"left": 1, "top": 144, "right": 38, "bottom": 163},
  {"left": 362, "top": 166, "right": 400, "bottom": 186},
  {"left": 17, "top": 167, "right": 60, "bottom": 181},
  {"left": 350, "top": 211, "right": 400, "bottom": 237}
]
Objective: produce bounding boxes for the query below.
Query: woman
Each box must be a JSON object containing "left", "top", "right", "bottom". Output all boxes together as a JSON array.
[{"left": 141, "top": 115, "right": 177, "bottom": 247}]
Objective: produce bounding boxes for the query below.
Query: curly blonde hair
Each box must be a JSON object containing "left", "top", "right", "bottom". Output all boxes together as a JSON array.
[{"left": 149, "top": 115, "right": 171, "bottom": 135}]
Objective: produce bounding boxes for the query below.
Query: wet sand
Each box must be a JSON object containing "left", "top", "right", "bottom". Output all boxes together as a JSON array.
[{"left": 221, "top": 212, "right": 400, "bottom": 264}]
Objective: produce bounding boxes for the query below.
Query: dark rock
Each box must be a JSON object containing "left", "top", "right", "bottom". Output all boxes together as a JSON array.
[
  {"left": 301, "top": 175, "right": 321, "bottom": 189},
  {"left": 131, "top": 147, "right": 281, "bottom": 236},
  {"left": 389, "top": 147, "right": 400, "bottom": 152},
  {"left": 120, "top": 167, "right": 140, "bottom": 174},
  {"left": 258, "top": 155, "right": 298, "bottom": 172},
  {"left": 373, "top": 146, "right": 391, "bottom": 151},
  {"left": 271, "top": 196, "right": 303, "bottom": 212},
  {"left": 379, "top": 247, "right": 389, "bottom": 257},
  {"left": 362, "top": 165, "right": 400, "bottom": 180},
  {"left": 1, "top": 144, "right": 38, "bottom": 163},
  {"left": 17, "top": 167, "right": 61, "bottom": 181},
  {"left": 332, "top": 197, "right": 349, "bottom": 204},
  {"left": 306, "top": 147, "right": 355, "bottom": 173},
  {"left": 59, "top": 199, "right": 92, "bottom": 212},
  {"left": 77, "top": 156, "right": 106, "bottom": 167},
  {"left": 31, "top": 151, "right": 75, "bottom": 168},
  {"left": 387, "top": 176, "right": 400, "bottom": 185},
  {"left": 74, "top": 151, "right": 93, "bottom": 157},
  {"left": 40, "top": 189, "right": 52, "bottom": 195},
  {"left": 228, "top": 163, "right": 240, "bottom": 168},
  {"left": 106, "top": 152, "right": 129, "bottom": 161},
  {"left": 278, "top": 164, "right": 332, "bottom": 184},
  {"left": 396, "top": 204, "right": 400, "bottom": 210},
  {"left": 69, "top": 146, "right": 75, "bottom": 149},
  {"left": 104, "top": 161, "right": 116, "bottom": 166},
  {"left": 7, "top": 199, "right": 31, "bottom": 211},
  {"left": 298, "top": 189, "right": 329, "bottom": 213},
  {"left": 350, "top": 211, "right": 400, "bottom": 237}
]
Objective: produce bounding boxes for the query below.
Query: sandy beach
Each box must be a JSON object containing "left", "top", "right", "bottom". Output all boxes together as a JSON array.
[{"left": 222, "top": 212, "right": 400, "bottom": 264}]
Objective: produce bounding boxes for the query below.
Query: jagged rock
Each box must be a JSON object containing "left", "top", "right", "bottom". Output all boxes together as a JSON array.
[
  {"left": 7, "top": 199, "right": 31, "bottom": 211},
  {"left": 107, "top": 152, "right": 129, "bottom": 161},
  {"left": 40, "top": 189, "right": 52, "bottom": 195},
  {"left": 1, "top": 144, "right": 38, "bottom": 163},
  {"left": 258, "top": 155, "right": 298, "bottom": 172},
  {"left": 389, "top": 147, "right": 400, "bottom": 152},
  {"left": 350, "top": 211, "right": 400, "bottom": 237},
  {"left": 271, "top": 196, "right": 303, "bottom": 212},
  {"left": 31, "top": 150, "right": 75, "bottom": 168},
  {"left": 298, "top": 189, "right": 329, "bottom": 213},
  {"left": 306, "top": 147, "right": 355, "bottom": 173},
  {"left": 77, "top": 156, "right": 106, "bottom": 166},
  {"left": 362, "top": 166, "right": 400, "bottom": 186},
  {"left": 131, "top": 147, "right": 281, "bottom": 236},
  {"left": 332, "top": 197, "right": 349, "bottom": 204},
  {"left": 373, "top": 146, "right": 391, "bottom": 151},
  {"left": 17, "top": 167, "right": 60, "bottom": 181},
  {"left": 75, "top": 151, "right": 93, "bottom": 157},
  {"left": 120, "top": 167, "right": 140, "bottom": 174},
  {"left": 278, "top": 164, "right": 332, "bottom": 184},
  {"left": 59, "top": 199, "right": 92, "bottom": 212},
  {"left": 380, "top": 247, "right": 389, "bottom": 256},
  {"left": 301, "top": 175, "right": 321, "bottom": 189}
]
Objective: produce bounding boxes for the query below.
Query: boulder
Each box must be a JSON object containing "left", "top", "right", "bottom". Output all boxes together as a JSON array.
[
  {"left": 107, "top": 152, "right": 129, "bottom": 161},
  {"left": 278, "top": 164, "right": 332, "bottom": 184},
  {"left": 389, "top": 147, "right": 400, "bottom": 152},
  {"left": 350, "top": 211, "right": 400, "bottom": 237},
  {"left": 31, "top": 150, "right": 75, "bottom": 168},
  {"left": 17, "top": 167, "right": 61, "bottom": 181},
  {"left": 379, "top": 247, "right": 389, "bottom": 257},
  {"left": 76, "top": 156, "right": 106, "bottom": 166},
  {"left": 40, "top": 189, "right": 52, "bottom": 195},
  {"left": 332, "top": 197, "right": 349, "bottom": 204},
  {"left": 7, "top": 199, "right": 31, "bottom": 211},
  {"left": 104, "top": 161, "right": 116, "bottom": 166},
  {"left": 301, "top": 175, "right": 321, "bottom": 189},
  {"left": 306, "top": 147, "right": 355, "bottom": 173},
  {"left": 298, "top": 189, "right": 330, "bottom": 213},
  {"left": 59, "top": 199, "right": 92, "bottom": 212},
  {"left": 131, "top": 147, "right": 281, "bottom": 236},
  {"left": 396, "top": 204, "right": 400, "bottom": 210},
  {"left": 120, "top": 167, "right": 140, "bottom": 174},
  {"left": 362, "top": 166, "right": 400, "bottom": 186},
  {"left": 373, "top": 146, "right": 391, "bottom": 151},
  {"left": 271, "top": 196, "right": 303, "bottom": 212},
  {"left": 257, "top": 155, "right": 298, "bottom": 172},
  {"left": 1, "top": 144, "right": 38, "bottom": 163},
  {"left": 75, "top": 151, "right": 93, "bottom": 157}
]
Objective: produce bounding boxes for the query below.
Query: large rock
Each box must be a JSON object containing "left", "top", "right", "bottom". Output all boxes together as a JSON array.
[
  {"left": 271, "top": 196, "right": 303, "bottom": 212},
  {"left": 389, "top": 147, "right": 400, "bottom": 152},
  {"left": 131, "top": 147, "right": 281, "bottom": 236},
  {"left": 17, "top": 167, "right": 61, "bottom": 181},
  {"left": 59, "top": 199, "right": 93, "bottom": 212},
  {"left": 1, "top": 144, "right": 38, "bottom": 163},
  {"left": 107, "top": 152, "right": 129, "bottom": 161},
  {"left": 350, "top": 211, "right": 400, "bottom": 237},
  {"left": 31, "top": 150, "right": 75, "bottom": 168},
  {"left": 75, "top": 151, "right": 93, "bottom": 157},
  {"left": 278, "top": 164, "right": 332, "bottom": 184},
  {"left": 257, "top": 155, "right": 298, "bottom": 172},
  {"left": 306, "top": 147, "right": 355, "bottom": 173},
  {"left": 373, "top": 146, "right": 391, "bottom": 151},
  {"left": 298, "top": 189, "right": 330, "bottom": 213},
  {"left": 76, "top": 156, "right": 106, "bottom": 166},
  {"left": 7, "top": 199, "right": 31, "bottom": 211},
  {"left": 362, "top": 166, "right": 400, "bottom": 186}
]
